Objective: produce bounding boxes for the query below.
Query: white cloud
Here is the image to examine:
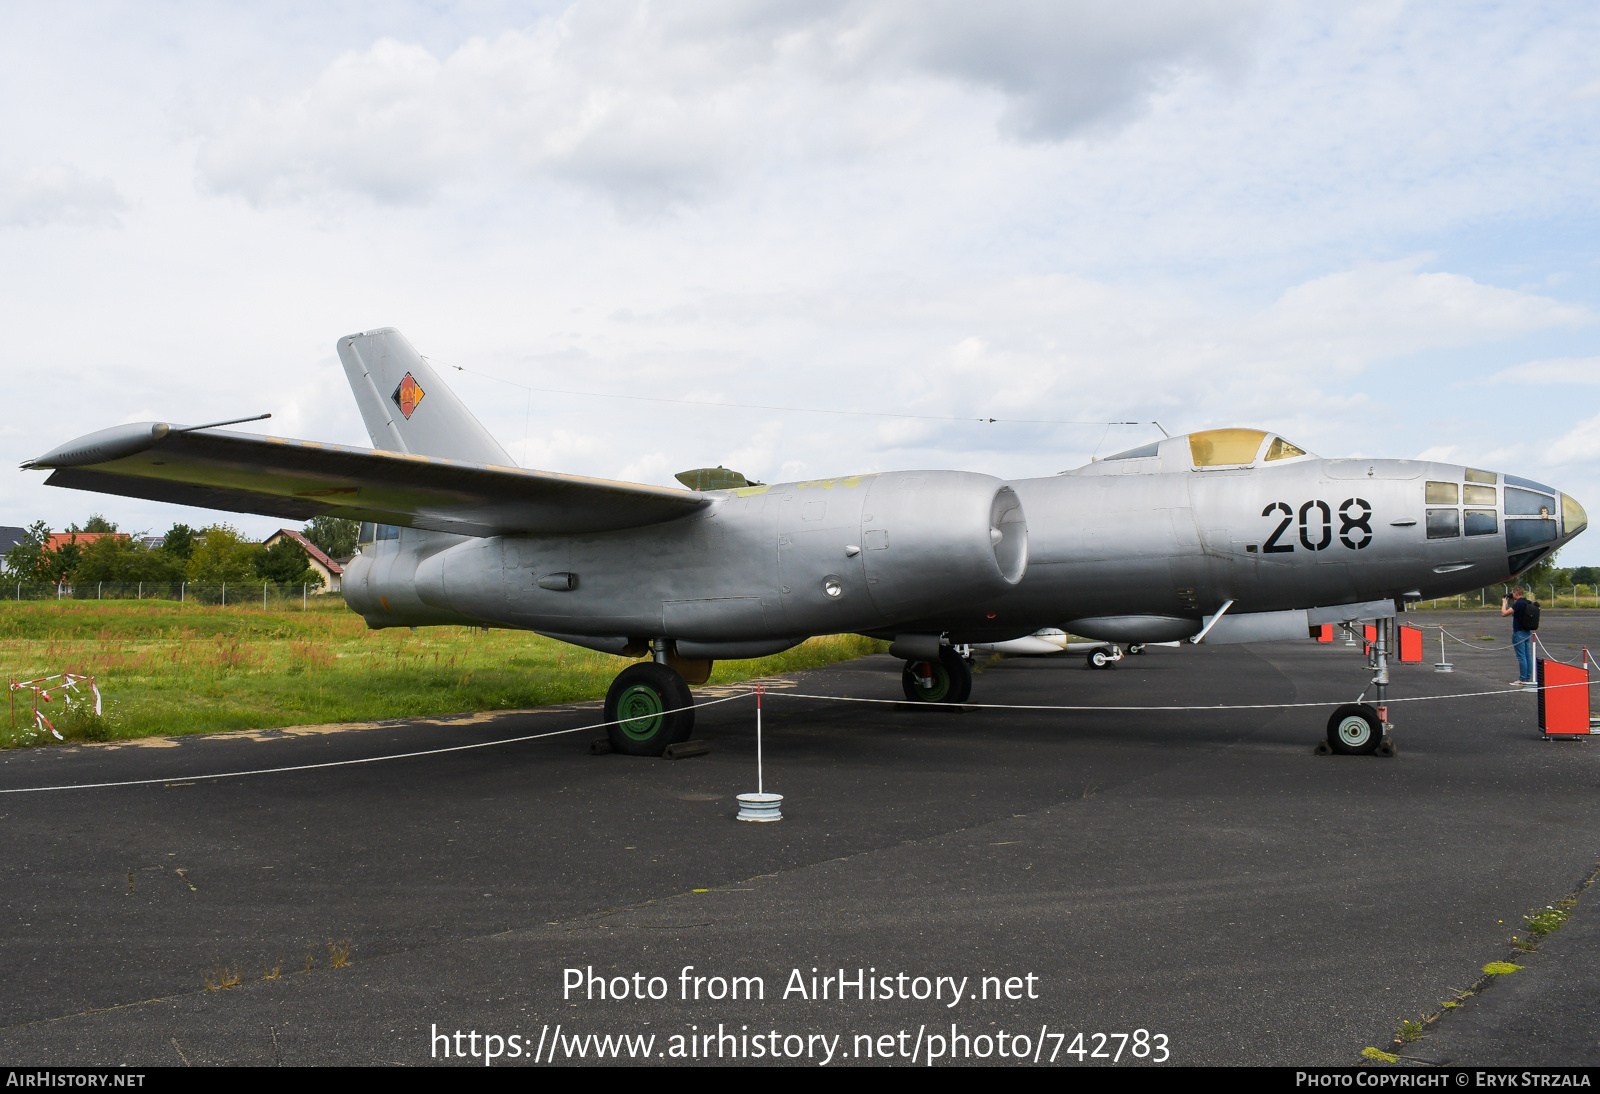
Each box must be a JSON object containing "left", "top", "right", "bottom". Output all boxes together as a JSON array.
[
  {"left": 1546, "top": 410, "right": 1600, "bottom": 466},
  {"left": 194, "top": 0, "right": 1265, "bottom": 209},
  {"left": 0, "top": 165, "right": 124, "bottom": 227},
  {"left": 1483, "top": 356, "right": 1600, "bottom": 386}
]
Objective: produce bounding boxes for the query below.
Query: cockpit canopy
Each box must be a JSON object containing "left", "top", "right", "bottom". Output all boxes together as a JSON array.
[{"left": 1064, "top": 429, "right": 1316, "bottom": 476}]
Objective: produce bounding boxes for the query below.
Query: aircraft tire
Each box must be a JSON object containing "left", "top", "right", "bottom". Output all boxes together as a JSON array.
[
  {"left": 1127, "top": 644, "right": 1146, "bottom": 655},
  {"left": 604, "top": 663, "right": 696, "bottom": 756},
  {"left": 1088, "top": 647, "right": 1115, "bottom": 669},
  {"left": 900, "top": 647, "right": 972, "bottom": 704},
  {"left": 1326, "top": 703, "right": 1381, "bottom": 755}
]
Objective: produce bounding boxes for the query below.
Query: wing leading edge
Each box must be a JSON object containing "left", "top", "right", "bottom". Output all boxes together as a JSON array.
[{"left": 24, "top": 422, "right": 708, "bottom": 537}]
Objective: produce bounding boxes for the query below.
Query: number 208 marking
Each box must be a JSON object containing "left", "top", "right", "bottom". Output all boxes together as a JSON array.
[{"left": 1261, "top": 498, "right": 1372, "bottom": 551}]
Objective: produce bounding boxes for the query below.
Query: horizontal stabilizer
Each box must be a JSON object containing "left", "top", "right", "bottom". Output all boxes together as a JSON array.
[{"left": 25, "top": 423, "right": 707, "bottom": 537}]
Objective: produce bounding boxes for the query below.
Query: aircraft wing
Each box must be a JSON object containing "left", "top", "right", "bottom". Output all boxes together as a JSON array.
[{"left": 23, "top": 423, "right": 709, "bottom": 537}]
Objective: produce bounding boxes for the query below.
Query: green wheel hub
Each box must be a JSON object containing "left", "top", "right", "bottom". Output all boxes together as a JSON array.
[
  {"left": 616, "top": 684, "right": 666, "bottom": 741},
  {"left": 917, "top": 661, "right": 952, "bottom": 703}
]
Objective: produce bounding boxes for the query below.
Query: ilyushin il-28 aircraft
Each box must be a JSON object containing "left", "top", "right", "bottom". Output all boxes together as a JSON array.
[{"left": 25, "top": 329, "right": 1589, "bottom": 756}]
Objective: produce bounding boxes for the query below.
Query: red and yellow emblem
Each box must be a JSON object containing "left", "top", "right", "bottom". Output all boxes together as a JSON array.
[{"left": 391, "top": 372, "right": 426, "bottom": 419}]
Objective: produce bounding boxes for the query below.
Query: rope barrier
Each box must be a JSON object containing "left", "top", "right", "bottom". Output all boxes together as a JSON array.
[
  {"left": 0, "top": 692, "right": 750, "bottom": 795},
  {"left": 777, "top": 679, "right": 1592, "bottom": 714},
  {"left": 4, "top": 655, "right": 1594, "bottom": 796}
]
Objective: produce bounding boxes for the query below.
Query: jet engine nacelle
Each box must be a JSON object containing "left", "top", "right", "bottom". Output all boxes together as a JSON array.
[{"left": 386, "top": 470, "right": 1029, "bottom": 644}]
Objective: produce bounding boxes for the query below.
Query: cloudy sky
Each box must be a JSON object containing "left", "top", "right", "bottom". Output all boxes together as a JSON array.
[{"left": 3, "top": 1, "right": 1597, "bottom": 563}]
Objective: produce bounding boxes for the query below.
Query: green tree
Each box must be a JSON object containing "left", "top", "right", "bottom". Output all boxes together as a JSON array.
[
  {"left": 253, "top": 537, "right": 319, "bottom": 586},
  {"left": 73, "top": 514, "right": 118, "bottom": 533},
  {"left": 185, "top": 525, "right": 259, "bottom": 583},
  {"left": 161, "top": 523, "right": 197, "bottom": 560},
  {"left": 71, "top": 535, "right": 186, "bottom": 584},
  {"left": 302, "top": 516, "right": 359, "bottom": 560},
  {"left": 3, "top": 521, "right": 51, "bottom": 580}
]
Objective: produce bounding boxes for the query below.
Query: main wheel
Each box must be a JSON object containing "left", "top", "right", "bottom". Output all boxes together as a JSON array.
[
  {"left": 604, "top": 662, "right": 696, "bottom": 756},
  {"left": 900, "top": 646, "right": 973, "bottom": 704},
  {"left": 1088, "top": 647, "right": 1115, "bottom": 669},
  {"left": 1326, "top": 703, "right": 1381, "bottom": 755}
]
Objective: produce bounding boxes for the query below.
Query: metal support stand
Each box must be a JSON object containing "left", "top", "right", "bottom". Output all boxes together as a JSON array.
[{"left": 1434, "top": 628, "right": 1453, "bottom": 673}]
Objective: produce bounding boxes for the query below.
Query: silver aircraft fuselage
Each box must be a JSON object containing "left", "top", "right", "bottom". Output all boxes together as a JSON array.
[{"left": 344, "top": 430, "right": 1587, "bottom": 652}]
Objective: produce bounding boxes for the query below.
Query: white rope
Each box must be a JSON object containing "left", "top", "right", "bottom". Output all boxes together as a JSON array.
[
  {"left": 775, "top": 682, "right": 1587, "bottom": 714},
  {"left": 0, "top": 692, "right": 749, "bottom": 795},
  {"left": 7, "top": 665, "right": 1594, "bottom": 796},
  {"left": 1417, "top": 624, "right": 1514, "bottom": 652}
]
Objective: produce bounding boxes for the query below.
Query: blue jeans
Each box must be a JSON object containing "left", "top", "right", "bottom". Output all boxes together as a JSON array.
[{"left": 1513, "top": 629, "right": 1534, "bottom": 683}]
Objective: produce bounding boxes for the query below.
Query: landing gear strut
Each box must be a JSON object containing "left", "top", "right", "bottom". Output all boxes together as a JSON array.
[
  {"left": 901, "top": 646, "right": 973, "bottom": 704},
  {"left": 1323, "top": 617, "right": 1395, "bottom": 756},
  {"left": 604, "top": 649, "right": 696, "bottom": 756}
]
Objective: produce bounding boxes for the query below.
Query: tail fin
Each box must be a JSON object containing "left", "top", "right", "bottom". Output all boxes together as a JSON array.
[{"left": 337, "top": 328, "right": 515, "bottom": 466}]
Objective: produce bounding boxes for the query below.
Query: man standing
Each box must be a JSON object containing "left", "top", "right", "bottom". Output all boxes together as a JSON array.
[{"left": 1500, "top": 585, "right": 1538, "bottom": 687}]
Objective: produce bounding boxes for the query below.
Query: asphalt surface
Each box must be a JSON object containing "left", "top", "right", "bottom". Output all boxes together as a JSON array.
[{"left": 1, "top": 609, "right": 1596, "bottom": 1067}]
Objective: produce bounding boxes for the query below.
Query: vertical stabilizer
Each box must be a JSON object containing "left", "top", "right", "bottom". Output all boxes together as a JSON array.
[{"left": 337, "top": 328, "right": 516, "bottom": 466}]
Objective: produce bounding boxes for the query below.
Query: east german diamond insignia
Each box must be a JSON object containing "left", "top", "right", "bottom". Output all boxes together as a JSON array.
[{"left": 391, "top": 372, "right": 426, "bottom": 419}]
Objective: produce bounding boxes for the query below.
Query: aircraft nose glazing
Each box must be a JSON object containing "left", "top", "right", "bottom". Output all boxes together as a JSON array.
[{"left": 1561, "top": 492, "right": 1588, "bottom": 541}]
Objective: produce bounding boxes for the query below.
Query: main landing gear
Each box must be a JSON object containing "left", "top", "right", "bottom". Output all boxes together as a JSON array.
[
  {"left": 602, "top": 640, "right": 702, "bottom": 756},
  {"left": 900, "top": 646, "right": 973, "bottom": 704}
]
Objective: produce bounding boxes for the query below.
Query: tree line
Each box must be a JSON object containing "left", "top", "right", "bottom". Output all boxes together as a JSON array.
[{"left": 3, "top": 515, "right": 361, "bottom": 587}]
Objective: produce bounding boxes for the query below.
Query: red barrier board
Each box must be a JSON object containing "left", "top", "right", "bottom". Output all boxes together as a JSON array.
[
  {"left": 1399, "top": 625, "right": 1423, "bottom": 663},
  {"left": 1363, "top": 624, "right": 1376, "bottom": 655},
  {"left": 1316, "top": 624, "right": 1333, "bottom": 643},
  {"left": 1537, "top": 659, "right": 1591, "bottom": 736}
]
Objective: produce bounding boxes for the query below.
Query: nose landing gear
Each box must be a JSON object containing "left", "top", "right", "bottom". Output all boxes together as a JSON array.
[{"left": 1321, "top": 617, "right": 1398, "bottom": 757}]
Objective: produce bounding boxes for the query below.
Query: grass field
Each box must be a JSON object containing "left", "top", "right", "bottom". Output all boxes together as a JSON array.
[{"left": 0, "top": 599, "right": 887, "bottom": 749}]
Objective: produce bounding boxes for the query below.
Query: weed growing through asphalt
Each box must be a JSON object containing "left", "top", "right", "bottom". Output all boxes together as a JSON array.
[
  {"left": 1525, "top": 900, "right": 1574, "bottom": 938},
  {"left": 203, "top": 967, "right": 241, "bottom": 991},
  {"left": 262, "top": 959, "right": 283, "bottom": 981},
  {"left": 1482, "top": 961, "right": 1523, "bottom": 975},
  {"left": 1395, "top": 1018, "right": 1424, "bottom": 1043},
  {"left": 327, "top": 940, "right": 351, "bottom": 968},
  {"left": 1361, "top": 1047, "right": 1399, "bottom": 1063}
]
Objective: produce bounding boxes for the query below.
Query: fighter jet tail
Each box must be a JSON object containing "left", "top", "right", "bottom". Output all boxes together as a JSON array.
[{"left": 337, "top": 328, "right": 516, "bottom": 466}]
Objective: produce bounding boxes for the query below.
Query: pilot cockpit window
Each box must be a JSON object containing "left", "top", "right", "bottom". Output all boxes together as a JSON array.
[
  {"left": 1104, "top": 441, "right": 1161, "bottom": 461},
  {"left": 1188, "top": 429, "right": 1267, "bottom": 468},
  {"left": 1263, "top": 437, "right": 1307, "bottom": 462}
]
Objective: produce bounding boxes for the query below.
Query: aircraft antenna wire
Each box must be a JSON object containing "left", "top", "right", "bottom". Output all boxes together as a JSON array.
[{"left": 426, "top": 358, "right": 1162, "bottom": 431}]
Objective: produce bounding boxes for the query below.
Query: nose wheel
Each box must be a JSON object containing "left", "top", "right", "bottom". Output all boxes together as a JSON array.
[
  {"left": 1325, "top": 703, "right": 1382, "bottom": 755},
  {"left": 1087, "top": 645, "right": 1123, "bottom": 669}
]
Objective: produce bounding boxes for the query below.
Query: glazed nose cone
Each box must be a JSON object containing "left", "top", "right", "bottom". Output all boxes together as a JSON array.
[{"left": 1562, "top": 493, "right": 1588, "bottom": 541}]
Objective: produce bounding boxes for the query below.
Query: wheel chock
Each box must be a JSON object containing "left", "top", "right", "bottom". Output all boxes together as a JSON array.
[
  {"left": 1376, "top": 736, "right": 1398, "bottom": 758},
  {"left": 1313, "top": 740, "right": 1333, "bottom": 756},
  {"left": 664, "top": 739, "right": 711, "bottom": 760},
  {"left": 589, "top": 738, "right": 613, "bottom": 755}
]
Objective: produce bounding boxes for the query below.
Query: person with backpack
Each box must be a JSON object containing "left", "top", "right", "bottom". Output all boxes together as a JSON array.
[{"left": 1500, "top": 585, "right": 1540, "bottom": 687}]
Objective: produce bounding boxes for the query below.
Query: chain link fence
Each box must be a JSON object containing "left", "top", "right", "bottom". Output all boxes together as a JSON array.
[
  {"left": 1419, "top": 584, "right": 1599, "bottom": 610},
  {"left": 5, "top": 582, "right": 332, "bottom": 608}
]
